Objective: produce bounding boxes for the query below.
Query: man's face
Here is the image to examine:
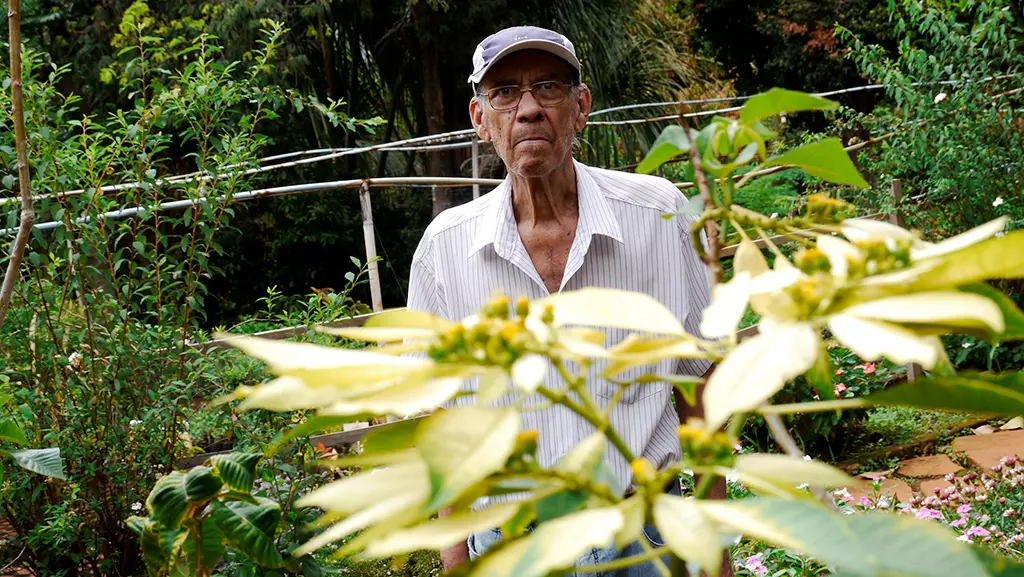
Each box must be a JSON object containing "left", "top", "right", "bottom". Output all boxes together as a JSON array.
[{"left": 470, "top": 50, "right": 592, "bottom": 179}]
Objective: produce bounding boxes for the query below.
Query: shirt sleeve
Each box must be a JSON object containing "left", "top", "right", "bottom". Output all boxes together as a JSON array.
[
  {"left": 406, "top": 238, "right": 448, "bottom": 319},
  {"left": 676, "top": 211, "right": 714, "bottom": 377}
]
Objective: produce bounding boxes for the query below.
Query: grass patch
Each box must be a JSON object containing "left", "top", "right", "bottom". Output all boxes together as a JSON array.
[{"left": 862, "top": 406, "right": 979, "bottom": 447}]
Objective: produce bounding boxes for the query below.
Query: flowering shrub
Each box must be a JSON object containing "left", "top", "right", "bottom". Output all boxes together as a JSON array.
[{"left": 130, "top": 88, "right": 1024, "bottom": 577}]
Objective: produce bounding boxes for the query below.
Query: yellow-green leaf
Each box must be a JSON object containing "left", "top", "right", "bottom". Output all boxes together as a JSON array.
[
  {"left": 616, "top": 496, "right": 645, "bottom": 550},
  {"left": 764, "top": 138, "right": 868, "bottom": 187},
  {"left": 960, "top": 283, "right": 1024, "bottom": 341},
  {"left": 320, "top": 375, "right": 465, "bottom": 417},
  {"left": 731, "top": 454, "right": 853, "bottom": 491},
  {"left": 317, "top": 326, "right": 437, "bottom": 342},
  {"left": 554, "top": 432, "right": 605, "bottom": 481},
  {"left": 700, "top": 272, "right": 751, "bottom": 338},
  {"left": 734, "top": 236, "right": 770, "bottom": 279},
  {"left": 838, "top": 292, "right": 1004, "bottom": 334},
  {"left": 417, "top": 407, "right": 520, "bottom": 511},
  {"left": 909, "top": 230, "right": 1024, "bottom": 292},
  {"left": 869, "top": 372, "right": 1024, "bottom": 416},
  {"left": 703, "top": 322, "right": 819, "bottom": 430},
  {"left": 473, "top": 508, "right": 624, "bottom": 577},
  {"left": 296, "top": 492, "right": 426, "bottom": 557},
  {"left": 510, "top": 354, "right": 547, "bottom": 393},
  {"left": 536, "top": 288, "right": 687, "bottom": 336},
  {"left": 654, "top": 495, "right": 721, "bottom": 576},
  {"left": 367, "top": 308, "right": 456, "bottom": 331},
  {"left": 739, "top": 88, "right": 838, "bottom": 125},
  {"left": 601, "top": 337, "right": 702, "bottom": 378},
  {"left": 637, "top": 125, "right": 694, "bottom": 174},
  {"left": 911, "top": 216, "right": 1009, "bottom": 261},
  {"left": 828, "top": 316, "right": 941, "bottom": 367},
  {"left": 478, "top": 368, "right": 510, "bottom": 403},
  {"left": 363, "top": 503, "right": 520, "bottom": 558}
]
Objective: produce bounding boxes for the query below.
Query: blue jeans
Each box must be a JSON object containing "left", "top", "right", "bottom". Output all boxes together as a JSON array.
[{"left": 467, "top": 484, "right": 680, "bottom": 577}]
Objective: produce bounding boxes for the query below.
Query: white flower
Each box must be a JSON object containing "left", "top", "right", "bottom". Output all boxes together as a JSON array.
[
  {"left": 934, "top": 92, "right": 947, "bottom": 104},
  {"left": 129, "top": 419, "right": 143, "bottom": 427},
  {"left": 803, "top": 455, "right": 813, "bottom": 461},
  {"left": 958, "top": 534, "right": 973, "bottom": 543},
  {"left": 878, "top": 497, "right": 890, "bottom": 508},
  {"left": 797, "top": 483, "right": 810, "bottom": 490},
  {"left": 963, "top": 342, "right": 971, "bottom": 349},
  {"left": 131, "top": 502, "right": 143, "bottom": 512},
  {"left": 770, "top": 213, "right": 778, "bottom": 219},
  {"left": 993, "top": 197, "right": 1005, "bottom": 207},
  {"left": 833, "top": 488, "right": 852, "bottom": 499}
]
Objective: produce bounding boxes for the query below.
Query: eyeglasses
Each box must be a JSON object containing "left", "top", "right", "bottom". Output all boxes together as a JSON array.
[{"left": 482, "top": 80, "right": 574, "bottom": 111}]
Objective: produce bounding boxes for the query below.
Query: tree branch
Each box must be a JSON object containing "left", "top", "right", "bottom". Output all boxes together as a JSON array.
[
  {"left": 678, "top": 117, "right": 722, "bottom": 284},
  {"left": 0, "top": 0, "right": 35, "bottom": 332}
]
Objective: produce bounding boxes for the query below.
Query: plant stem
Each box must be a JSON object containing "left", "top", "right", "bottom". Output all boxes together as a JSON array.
[
  {"left": 537, "top": 386, "right": 636, "bottom": 463},
  {"left": 693, "top": 472, "right": 718, "bottom": 500},
  {"left": 678, "top": 118, "right": 722, "bottom": 283},
  {"left": 0, "top": 0, "right": 36, "bottom": 333},
  {"left": 573, "top": 546, "right": 671, "bottom": 573}
]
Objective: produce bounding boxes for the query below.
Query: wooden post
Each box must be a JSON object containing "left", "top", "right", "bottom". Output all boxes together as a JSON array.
[
  {"left": 471, "top": 137, "right": 480, "bottom": 199},
  {"left": 359, "top": 182, "right": 383, "bottom": 312},
  {"left": 891, "top": 179, "right": 925, "bottom": 381}
]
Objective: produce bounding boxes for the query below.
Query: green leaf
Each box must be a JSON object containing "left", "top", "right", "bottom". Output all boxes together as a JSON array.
[
  {"left": 701, "top": 498, "right": 987, "bottom": 577},
  {"left": 185, "top": 466, "right": 223, "bottom": 502},
  {"left": 128, "top": 516, "right": 186, "bottom": 574},
  {"left": 765, "top": 138, "right": 869, "bottom": 187},
  {"left": 637, "top": 126, "right": 694, "bottom": 174},
  {"left": 474, "top": 508, "right": 624, "bottom": 577},
  {"left": 534, "top": 490, "right": 589, "bottom": 523},
  {"left": 729, "top": 454, "right": 853, "bottom": 497},
  {"left": 909, "top": 231, "right": 1024, "bottom": 291},
  {"left": 266, "top": 415, "right": 360, "bottom": 457},
  {"left": 177, "top": 517, "right": 226, "bottom": 573},
  {"left": 806, "top": 348, "right": 836, "bottom": 400},
  {"left": 362, "top": 502, "right": 520, "bottom": 558},
  {"left": 654, "top": 495, "right": 721, "bottom": 576},
  {"left": 208, "top": 452, "right": 262, "bottom": 492},
  {"left": 11, "top": 447, "right": 65, "bottom": 480},
  {"left": 960, "top": 283, "right": 1024, "bottom": 341},
  {"left": 869, "top": 372, "right": 1024, "bottom": 415},
  {"left": 362, "top": 417, "right": 421, "bottom": 454},
  {"left": 147, "top": 471, "right": 191, "bottom": 528},
  {"left": 553, "top": 432, "right": 605, "bottom": 481},
  {"left": 2, "top": 175, "right": 14, "bottom": 190},
  {"left": 211, "top": 498, "right": 285, "bottom": 568},
  {"left": 417, "top": 407, "right": 519, "bottom": 511},
  {"left": 739, "top": 88, "right": 839, "bottom": 125},
  {"left": 0, "top": 418, "right": 29, "bottom": 445}
]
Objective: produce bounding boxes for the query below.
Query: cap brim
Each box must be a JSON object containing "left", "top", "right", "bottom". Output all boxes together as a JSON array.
[{"left": 467, "top": 39, "right": 582, "bottom": 84}]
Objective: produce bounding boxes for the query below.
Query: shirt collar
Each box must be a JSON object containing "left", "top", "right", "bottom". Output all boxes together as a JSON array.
[{"left": 468, "top": 160, "right": 623, "bottom": 259}]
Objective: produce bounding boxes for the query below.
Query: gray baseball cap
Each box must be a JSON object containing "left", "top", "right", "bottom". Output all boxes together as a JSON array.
[{"left": 467, "top": 26, "right": 582, "bottom": 85}]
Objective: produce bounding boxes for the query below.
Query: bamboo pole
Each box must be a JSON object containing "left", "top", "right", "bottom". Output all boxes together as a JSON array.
[
  {"left": 0, "top": 0, "right": 35, "bottom": 331},
  {"left": 359, "top": 183, "right": 383, "bottom": 313}
]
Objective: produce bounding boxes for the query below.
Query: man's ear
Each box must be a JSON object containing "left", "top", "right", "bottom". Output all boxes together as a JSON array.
[
  {"left": 469, "top": 97, "right": 491, "bottom": 142},
  {"left": 573, "top": 83, "right": 592, "bottom": 134}
]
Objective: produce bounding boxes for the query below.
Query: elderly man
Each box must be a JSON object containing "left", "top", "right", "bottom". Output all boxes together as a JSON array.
[{"left": 407, "top": 25, "right": 731, "bottom": 577}]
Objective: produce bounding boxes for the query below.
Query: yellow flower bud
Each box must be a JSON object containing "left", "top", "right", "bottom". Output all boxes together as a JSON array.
[
  {"left": 541, "top": 304, "right": 555, "bottom": 325},
  {"left": 484, "top": 295, "right": 511, "bottom": 319},
  {"left": 515, "top": 297, "right": 530, "bottom": 318},
  {"left": 514, "top": 429, "right": 539, "bottom": 456},
  {"left": 795, "top": 247, "right": 831, "bottom": 275},
  {"left": 630, "top": 458, "right": 657, "bottom": 485}
]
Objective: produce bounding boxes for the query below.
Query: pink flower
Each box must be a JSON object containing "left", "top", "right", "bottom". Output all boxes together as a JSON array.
[
  {"left": 862, "top": 363, "right": 877, "bottom": 374},
  {"left": 950, "top": 516, "right": 968, "bottom": 527},
  {"left": 915, "top": 507, "right": 942, "bottom": 520},
  {"left": 835, "top": 368, "right": 845, "bottom": 376},
  {"left": 744, "top": 554, "right": 769, "bottom": 576},
  {"left": 857, "top": 495, "right": 872, "bottom": 507},
  {"left": 834, "top": 382, "right": 847, "bottom": 395},
  {"left": 957, "top": 504, "right": 972, "bottom": 516},
  {"left": 871, "top": 475, "right": 887, "bottom": 482},
  {"left": 965, "top": 527, "right": 991, "bottom": 538}
]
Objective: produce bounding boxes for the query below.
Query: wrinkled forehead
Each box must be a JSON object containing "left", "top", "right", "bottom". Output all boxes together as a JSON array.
[{"left": 480, "top": 50, "right": 578, "bottom": 89}]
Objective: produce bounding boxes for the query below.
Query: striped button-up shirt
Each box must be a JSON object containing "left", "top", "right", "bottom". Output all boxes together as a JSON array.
[{"left": 407, "top": 159, "right": 712, "bottom": 496}]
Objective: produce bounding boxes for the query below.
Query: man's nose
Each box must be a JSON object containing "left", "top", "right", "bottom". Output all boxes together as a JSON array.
[{"left": 516, "top": 89, "right": 544, "bottom": 122}]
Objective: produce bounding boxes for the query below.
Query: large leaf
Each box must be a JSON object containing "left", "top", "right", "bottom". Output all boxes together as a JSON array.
[
  {"left": 319, "top": 375, "right": 465, "bottom": 417},
  {"left": 473, "top": 508, "right": 624, "bottom": 577},
  {"left": 536, "top": 288, "right": 688, "bottom": 336},
  {"left": 363, "top": 503, "right": 520, "bottom": 558},
  {"left": 221, "top": 334, "right": 430, "bottom": 388},
  {"left": 534, "top": 490, "right": 590, "bottom": 523},
  {"left": 210, "top": 498, "right": 285, "bottom": 568},
  {"left": 177, "top": 517, "right": 226, "bottom": 573},
  {"left": 654, "top": 495, "right": 721, "bottom": 576},
  {"left": 869, "top": 372, "right": 1024, "bottom": 415},
  {"left": 147, "top": 472, "right": 191, "bottom": 528},
  {"left": 365, "top": 308, "right": 456, "bottom": 331},
  {"left": 637, "top": 125, "right": 694, "bottom": 174},
  {"left": 208, "top": 453, "right": 262, "bottom": 493},
  {"left": 728, "top": 454, "right": 854, "bottom": 498},
  {"left": 960, "top": 283, "right": 1024, "bottom": 341},
  {"left": 417, "top": 407, "right": 520, "bottom": 511},
  {"left": 0, "top": 418, "right": 28, "bottom": 445},
  {"left": 703, "top": 322, "right": 820, "bottom": 429},
  {"left": 362, "top": 417, "right": 421, "bottom": 454},
  {"left": 837, "top": 292, "right": 1004, "bottom": 334},
  {"left": 739, "top": 88, "right": 839, "bottom": 125},
  {"left": 185, "top": 466, "right": 224, "bottom": 502},
  {"left": 11, "top": 447, "right": 65, "bottom": 480},
  {"left": 700, "top": 498, "right": 986, "bottom": 577},
  {"left": 828, "top": 316, "right": 941, "bottom": 367},
  {"left": 908, "top": 231, "right": 1024, "bottom": 292},
  {"left": 765, "top": 138, "right": 869, "bottom": 187},
  {"left": 127, "top": 516, "right": 186, "bottom": 575},
  {"left": 554, "top": 432, "right": 605, "bottom": 481},
  {"left": 317, "top": 325, "right": 438, "bottom": 343}
]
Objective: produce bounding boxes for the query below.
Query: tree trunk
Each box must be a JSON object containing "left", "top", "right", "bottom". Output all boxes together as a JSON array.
[{"left": 412, "top": 3, "right": 459, "bottom": 217}]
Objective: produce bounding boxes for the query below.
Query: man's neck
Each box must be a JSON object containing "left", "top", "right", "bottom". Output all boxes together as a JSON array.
[{"left": 509, "top": 161, "right": 579, "bottom": 229}]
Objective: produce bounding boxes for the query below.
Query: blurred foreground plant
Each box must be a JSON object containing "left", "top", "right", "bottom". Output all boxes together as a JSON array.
[{"left": 136, "top": 89, "right": 1024, "bottom": 576}]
